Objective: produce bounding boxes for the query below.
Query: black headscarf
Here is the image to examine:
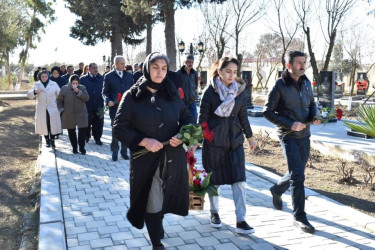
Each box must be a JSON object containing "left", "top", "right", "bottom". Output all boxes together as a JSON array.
[
  {"left": 38, "top": 71, "right": 49, "bottom": 88},
  {"left": 142, "top": 52, "right": 170, "bottom": 90}
]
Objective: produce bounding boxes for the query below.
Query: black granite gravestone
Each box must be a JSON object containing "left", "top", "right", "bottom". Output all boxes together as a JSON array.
[
  {"left": 242, "top": 71, "right": 253, "bottom": 109},
  {"left": 334, "top": 72, "right": 344, "bottom": 98}
]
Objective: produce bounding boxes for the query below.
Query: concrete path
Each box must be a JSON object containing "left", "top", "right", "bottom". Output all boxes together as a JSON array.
[{"left": 39, "top": 115, "right": 375, "bottom": 250}]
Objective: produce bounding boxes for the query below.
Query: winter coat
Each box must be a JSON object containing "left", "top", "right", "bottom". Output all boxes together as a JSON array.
[
  {"left": 113, "top": 78, "right": 194, "bottom": 229},
  {"left": 102, "top": 70, "right": 134, "bottom": 120},
  {"left": 199, "top": 78, "right": 253, "bottom": 185},
  {"left": 263, "top": 70, "right": 317, "bottom": 138},
  {"left": 80, "top": 73, "right": 104, "bottom": 112},
  {"left": 57, "top": 84, "right": 89, "bottom": 129},
  {"left": 62, "top": 74, "right": 73, "bottom": 83},
  {"left": 50, "top": 76, "right": 68, "bottom": 88},
  {"left": 27, "top": 80, "right": 62, "bottom": 136},
  {"left": 133, "top": 70, "right": 143, "bottom": 83},
  {"left": 177, "top": 66, "right": 199, "bottom": 105}
]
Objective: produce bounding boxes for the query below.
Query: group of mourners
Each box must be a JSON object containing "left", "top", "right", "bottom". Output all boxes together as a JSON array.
[{"left": 29, "top": 50, "right": 320, "bottom": 250}]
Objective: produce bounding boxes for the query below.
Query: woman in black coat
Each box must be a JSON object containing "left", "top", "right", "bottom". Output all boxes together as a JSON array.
[
  {"left": 50, "top": 66, "right": 68, "bottom": 88},
  {"left": 199, "top": 57, "right": 257, "bottom": 234},
  {"left": 113, "top": 52, "right": 194, "bottom": 249}
]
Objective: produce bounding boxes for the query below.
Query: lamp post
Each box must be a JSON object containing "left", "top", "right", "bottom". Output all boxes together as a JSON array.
[{"left": 177, "top": 40, "right": 204, "bottom": 68}]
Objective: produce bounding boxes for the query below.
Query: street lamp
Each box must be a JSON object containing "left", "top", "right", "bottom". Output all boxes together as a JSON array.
[
  {"left": 177, "top": 40, "right": 204, "bottom": 67},
  {"left": 178, "top": 41, "right": 185, "bottom": 53},
  {"left": 102, "top": 55, "right": 106, "bottom": 73}
]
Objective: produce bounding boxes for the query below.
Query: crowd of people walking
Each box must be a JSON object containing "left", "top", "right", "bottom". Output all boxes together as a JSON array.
[{"left": 28, "top": 50, "right": 320, "bottom": 249}]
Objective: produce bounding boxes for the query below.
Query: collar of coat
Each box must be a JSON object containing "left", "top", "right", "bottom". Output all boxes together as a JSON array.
[
  {"left": 129, "top": 76, "right": 178, "bottom": 102},
  {"left": 281, "top": 69, "right": 308, "bottom": 86},
  {"left": 180, "top": 65, "right": 196, "bottom": 75},
  {"left": 208, "top": 76, "right": 246, "bottom": 97}
]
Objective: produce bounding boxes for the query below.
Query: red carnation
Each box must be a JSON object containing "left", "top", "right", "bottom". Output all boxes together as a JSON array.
[
  {"left": 312, "top": 81, "right": 317, "bottom": 86},
  {"left": 193, "top": 178, "right": 201, "bottom": 187},
  {"left": 336, "top": 108, "right": 343, "bottom": 120},
  {"left": 178, "top": 87, "right": 184, "bottom": 99},
  {"left": 117, "top": 93, "right": 122, "bottom": 102},
  {"left": 188, "top": 156, "right": 197, "bottom": 166},
  {"left": 201, "top": 121, "right": 209, "bottom": 130},
  {"left": 203, "top": 130, "right": 214, "bottom": 142}
]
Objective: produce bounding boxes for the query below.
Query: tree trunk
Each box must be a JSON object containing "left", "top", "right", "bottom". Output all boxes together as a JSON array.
[
  {"left": 146, "top": 14, "right": 152, "bottom": 55},
  {"left": 281, "top": 51, "right": 286, "bottom": 70},
  {"left": 7, "top": 51, "right": 12, "bottom": 90},
  {"left": 305, "top": 27, "right": 320, "bottom": 83},
  {"left": 110, "top": 34, "right": 116, "bottom": 65},
  {"left": 349, "top": 59, "right": 356, "bottom": 97},
  {"left": 164, "top": 2, "right": 176, "bottom": 71},
  {"left": 237, "top": 54, "right": 243, "bottom": 77},
  {"left": 115, "top": 30, "right": 123, "bottom": 56},
  {"left": 323, "top": 29, "right": 336, "bottom": 71}
]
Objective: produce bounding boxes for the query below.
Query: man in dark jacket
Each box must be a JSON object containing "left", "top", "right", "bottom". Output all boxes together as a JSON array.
[
  {"left": 74, "top": 62, "right": 84, "bottom": 76},
  {"left": 177, "top": 55, "right": 199, "bottom": 123},
  {"left": 133, "top": 62, "right": 143, "bottom": 83},
  {"left": 33, "top": 67, "right": 41, "bottom": 81},
  {"left": 263, "top": 51, "right": 321, "bottom": 234},
  {"left": 80, "top": 63, "right": 105, "bottom": 145},
  {"left": 62, "top": 66, "right": 74, "bottom": 82},
  {"left": 102, "top": 55, "right": 134, "bottom": 161}
]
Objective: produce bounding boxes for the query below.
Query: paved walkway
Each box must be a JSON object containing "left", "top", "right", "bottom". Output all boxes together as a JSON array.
[{"left": 39, "top": 115, "right": 375, "bottom": 250}]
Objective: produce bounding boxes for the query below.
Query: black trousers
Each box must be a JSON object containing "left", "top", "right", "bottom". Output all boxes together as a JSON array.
[
  {"left": 86, "top": 109, "right": 104, "bottom": 141},
  {"left": 44, "top": 110, "right": 56, "bottom": 142},
  {"left": 68, "top": 127, "right": 87, "bottom": 150},
  {"left": 110, "top": 119, "right": 127, "bottom": 156}
]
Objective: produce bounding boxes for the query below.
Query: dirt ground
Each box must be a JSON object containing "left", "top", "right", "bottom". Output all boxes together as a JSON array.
[
  {"left": 0, "top": 99, "right": 39, "bottom": 250},
  {"left": 244, "top": 135, "right": 375, "bottom": 218}
]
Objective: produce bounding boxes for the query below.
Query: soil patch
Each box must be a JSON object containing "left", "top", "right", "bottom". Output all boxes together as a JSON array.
[
  {"left": 244, "top": 135, "right": 375, "bottom": 217},
  {"left": 0, "top": 99, "right": 39, "bottom": 250}
]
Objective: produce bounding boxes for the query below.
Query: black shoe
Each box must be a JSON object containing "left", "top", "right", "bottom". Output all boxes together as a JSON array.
[
  {"left": 72, "top": 148, "right": 78, "bottom": 154},
  {"left": 50, "top": 139, "right": 56, "bottom": 149},
  {"left": 45, "top": 139, "right": 51, "bottom": 148},
  {"left": 95, "top": 139, "right": 103, "bottom": 146},
  {"left": 235, "top": 221, "right": 255, "bottom": 234},
  {"left": 121, "top": 153, "right": 129, "bottom": 160},
  {"left": 80, "top": 148, "right": 86, "bottom": 155},
  {"left": 294, "top": 218, "right": 315, "bottom": 233},
  {"left": 210, "top": 213, "right": 222, "bottom": 228},
  {"left": 112, "top": 152, "right": 118, "bottom": 161},
  {"left": 152, "top": 245, "right": 165, "bottom": 250},
  {"left": 270, "top": 186, "right": 282, "bottom": 210}
]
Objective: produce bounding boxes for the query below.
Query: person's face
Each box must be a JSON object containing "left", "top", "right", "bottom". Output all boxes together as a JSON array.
[
  {"left": 105, "top": 67, "right": 110, "bottom": 72},
  {"left": 287, "top": 56, "right": 306, "bottom": 78},
  {"left": 89, "top": 64, "right": 98, "bottom": 76},
  {"left": 67, "top": 67, "right": 74, "bottom": 74},
  {"left": 79, "top": 63, "right": 84, "bottom": 70},
  {"left": 60, "top": 66, "right": 66, "bottom": 72},
  {"left": 217, "top": 62, "right": 238, "bottom": 86},
  {"left": 40, "top": 74, "right": 48, "bottom": 82},
  {"left": 71, "top": 79, "right": 79, "bottom": 87},
  {"left": 134, "top": 65, "right": 139, "bottom": 71},
  {"left": 185, "top": 59, "right": 194, "bottom": 69},
  {"left": 52, "top": 70, "right": 59, "bottom": 78},
  {"left": 115, "top": 59, "right": 126, "bottom": 71},
  {"left": 149, "top": 59, "right": 168, "bottom": 84},
  {"left": 84, "top": 67, "right": 89, "bottom": 73}
]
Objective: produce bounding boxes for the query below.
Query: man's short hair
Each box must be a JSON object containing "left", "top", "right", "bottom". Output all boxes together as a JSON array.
[
  {"left": 79, "top": 62, "right": 84, "bottom": 66},
  {"left": 88, "top": 63, "right": 97, "bottom": 68},
  {"left": 286, "top": 51, "right": 307, "bottom": 64},
  {"left": 133, "top": 63, "right": 138, "bottom": 68},
  {"left": 186, "top": 55, "right": 194, "bottom": 61},
  {"left": 60, "top": 65, "right": 66, "bottom": 67},
  {"left": 114, "top": 55, "right": 125, "bottom": 64}
]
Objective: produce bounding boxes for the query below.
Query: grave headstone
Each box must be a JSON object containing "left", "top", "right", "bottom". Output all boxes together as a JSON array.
[
  {"left": 242, "top": 71, "right": 253, "bottom": 109},
  {"left": 318, "top": 71, "right": 336, "bottom": 122},
  {"left": 356, "top": 72, "right": 368, "bottom": 95},
  {"left": 334, "top": 72, "right": 344, "bottom": 98}
]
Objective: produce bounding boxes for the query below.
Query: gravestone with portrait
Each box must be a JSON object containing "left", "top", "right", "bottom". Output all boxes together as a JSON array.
[
  {"left": 318, "top": 71, "right": 337, "bottom": 122},
  {"left": 334, "top": 72, "right": 344, "bottom": 98},
  {"left": 356, "top": 72, "right": 368, "bottom": 96}
]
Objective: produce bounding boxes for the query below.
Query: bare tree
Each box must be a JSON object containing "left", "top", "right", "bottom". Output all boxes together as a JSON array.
[
  {"left": 269, "top": 0, "right": 300, "bottom": 69},
  {"left": 200, "top": 1, "right": 233, "bottom": 60},
  {"left": 230, "top": 0, "right": 269, "bottom": 76},
  {"left": 294, "top": 0, "right": 356, "bottom": 83}
]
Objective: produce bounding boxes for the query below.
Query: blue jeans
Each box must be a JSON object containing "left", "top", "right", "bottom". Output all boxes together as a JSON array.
[
  {"left": 188, "top": 102, "right": 197, "bottom": 124},
  {"left": 209, "top": 181, "right": 247, "bottom": 222},
  {"left": 272, "top": 136, "right": 310, "bottom": 220}
]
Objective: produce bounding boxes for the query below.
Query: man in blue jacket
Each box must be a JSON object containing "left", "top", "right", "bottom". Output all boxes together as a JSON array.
[
  {"left": 102, "top": 56, "right": 134, "bottom": 161},
  {"left": 80, "top": 63, "right": 104, "bottom": 145}
]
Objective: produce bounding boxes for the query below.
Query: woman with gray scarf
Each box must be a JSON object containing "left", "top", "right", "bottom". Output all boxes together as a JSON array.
[
  {"left": 199, "top": 57, "right": 257, "bottom": 234},
  {"left": 57, "top": 75, "right": 89, "bottom": 154}
]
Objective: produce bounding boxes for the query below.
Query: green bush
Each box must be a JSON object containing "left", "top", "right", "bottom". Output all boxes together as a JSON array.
[{"left": 0, "top": 74, "right": 17, "bottom": 90}]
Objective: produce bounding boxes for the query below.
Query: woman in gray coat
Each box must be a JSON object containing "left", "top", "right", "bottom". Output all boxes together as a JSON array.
[{"left": 57, "top": 75, "right": 89, "bottom": 154}]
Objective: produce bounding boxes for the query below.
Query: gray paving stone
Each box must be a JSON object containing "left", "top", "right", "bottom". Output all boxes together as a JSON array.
[
  {"left": 99, "top": 225, "right": 120, "bottom": 235},
  {"left": 214, "top": 243, "right": 240, "bottom": 250},
  {"left": 41, "top": 175, "right": 60, "bottom": 195},
  {"left": 125, "top": 238, "right": 149, "bottom": 248},
  {"left": 90, "top": 237, "right": 114, "bottom": 248},
  {"left": 178, "top": 230, "right": 201, "bottom": 240},
  {"left": 162, "top": 237, "right": 185, "bottom": 247},
  {"left": 196, "top": 236, "right": 220, "bottom": 247},
  {"left": 39, "top": 222, "right": 66, "bottom": 250},
  {"left": 177, "top": 244, "right": 202, "bottom": 250},
  {"left": 111, "top": 231, "right": 134, "bottom": 241},
  {"left": 40, "top": 195, "right": 63, "bottom": 223},
  {"left": 78, "top": 232, "right": 99, "bottom": 242}
]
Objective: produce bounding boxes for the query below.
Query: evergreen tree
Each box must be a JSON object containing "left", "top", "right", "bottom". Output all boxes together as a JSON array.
[{"left": 65, "top": 0, "right": 144, "bottom": 65}]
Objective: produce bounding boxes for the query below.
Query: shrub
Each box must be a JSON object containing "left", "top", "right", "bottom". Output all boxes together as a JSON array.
[
  {"left": 344, "top": 104, "right": 375, "bottom": 138},
  {"left": 336, "top": 160, "right": 355, "bottom": 184}
]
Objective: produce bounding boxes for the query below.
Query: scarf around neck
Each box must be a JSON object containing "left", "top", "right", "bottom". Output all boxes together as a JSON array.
[{"left": 214, "top": 77, "right": 238, "bottom": 117}]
